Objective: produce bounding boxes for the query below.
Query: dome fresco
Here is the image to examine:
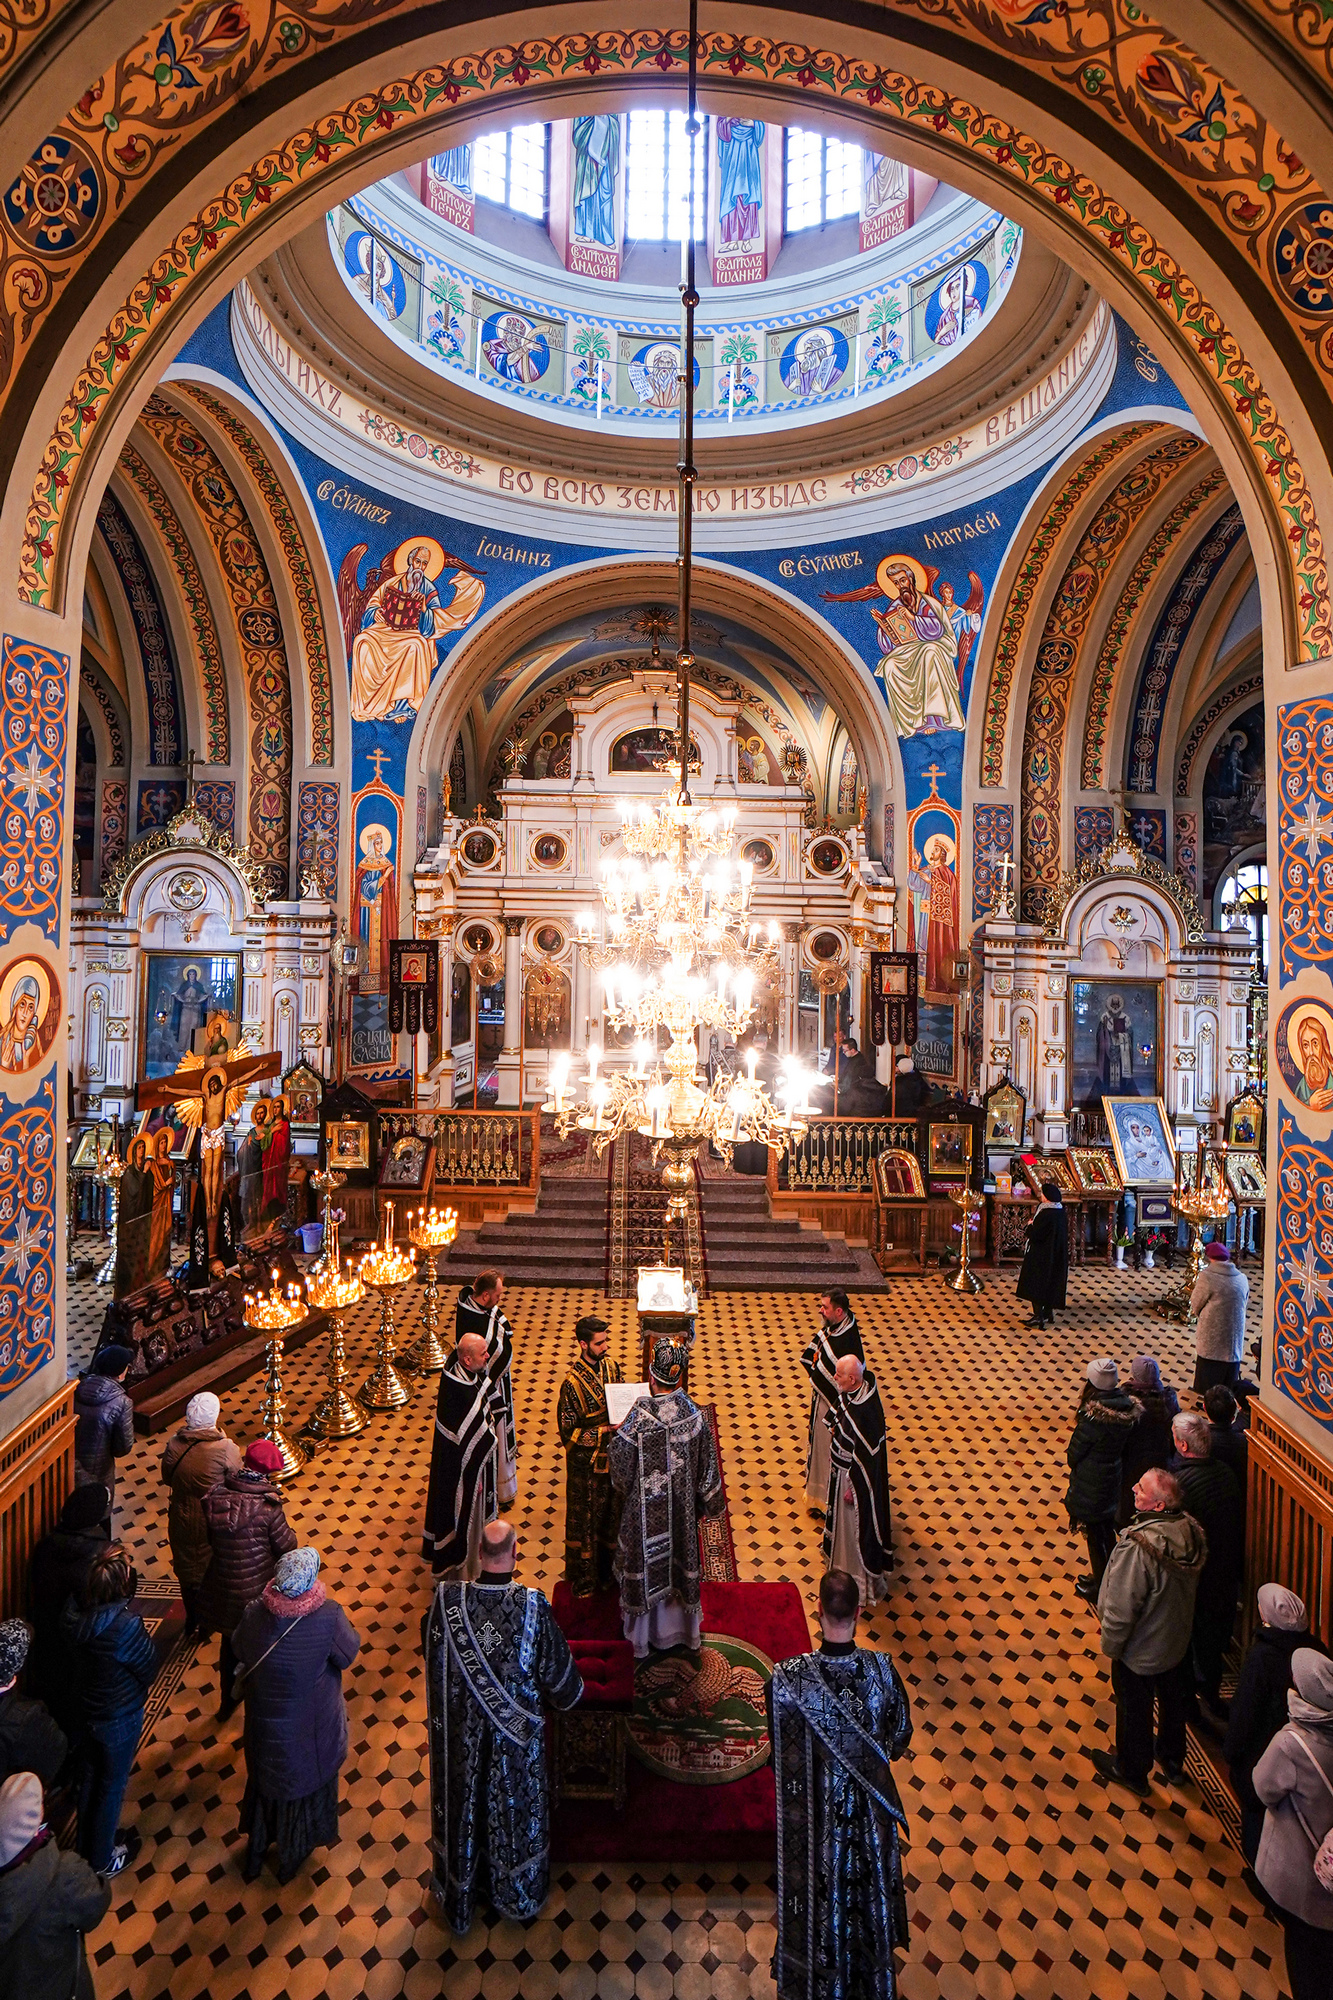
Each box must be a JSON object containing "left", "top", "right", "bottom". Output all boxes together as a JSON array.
[{"left": 326, "top": 115, "right": 1020, "bottom": 439}]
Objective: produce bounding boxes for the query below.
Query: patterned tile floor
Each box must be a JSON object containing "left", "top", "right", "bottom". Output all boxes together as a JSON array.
[{"left": 63, "top": 1236, "right": 1287, "bottom": 1999}]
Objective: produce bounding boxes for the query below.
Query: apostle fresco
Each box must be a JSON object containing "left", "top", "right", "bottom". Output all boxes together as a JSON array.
[
  {"left": 823, "top": 556, "right": 984, "bottom": 740},
  {"left": 0, "top": 964, "right": 52, "bottom": 1074},
  {"left": 1295, "top": 1013, "right": 1333, "bottom": 1110},
  {"left": 339, "top": 537, "right": 485, "bottom": 723},
  {"left": 571, "top": 113, "right": 620, "bottom": 248},
  {"left": 907, "top": 835, "right": 960, "bottom": 1000},
  {"left": 351, "top": 823, "right": 397, "bottom": 997},
  {"left": 715, "top": 117, "right": 764, "bottom": 246}
]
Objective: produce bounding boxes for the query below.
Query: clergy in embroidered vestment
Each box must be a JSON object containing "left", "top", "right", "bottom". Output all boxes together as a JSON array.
[
  {"left": 824, "top": 1356, "right": 894, "bottom": 1604},
  {"left": 457, "top": 1271, "right": 518, "bottom": 1506},
  {"left": 557, "top": 1314, "right": 623, "bottom": 1596},
  {"left": 801, "top": 1289, "right": 864, "bottom": 1511},
  {"left": 423, "top": 1334, "right": 497, "bottom": 1579},
  {"left": 770, "top": 1567, "right": 912, "bottom": 2000},
  {"left": 424, "top": 1521, "right": 582, "bottom": 1934},
  {"left": 608, "top": 1337, "right": 724, "bottom": 1658}
]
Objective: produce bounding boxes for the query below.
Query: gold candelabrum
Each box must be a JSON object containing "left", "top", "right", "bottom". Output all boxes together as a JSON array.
[
  {"left": 93, "top": 1143, "right": 125, "bottom": 1287},
  {"left": 406, "top": 1204, "right": 459, "bottom": 1373},
  {"left": 1154, "top": 1139, "right": 1233, "bottom": 1323},
  {"left": 243, "top": 1268, "right": 308, "bottom": 1480},
  {"left": 357, "top": 1201, "right": 416, "bottom": 1411},
  {"left": 945, "top": 1185, "right": 985, "bottom": 1296},
  {"left": 304, "top": 1174, "right": 368, "bottom": 1440}
]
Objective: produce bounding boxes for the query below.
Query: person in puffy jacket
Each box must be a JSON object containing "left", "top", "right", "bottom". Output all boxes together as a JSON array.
[
  {"left": 1065, "top": 1358, "right": 1141, "bottom": 1602},
  {"left": 1253, "top": 1648, "right": 1333, "bottom": 2000},
  {"left": 1189, "top": 1240, "right": 1249, "bottom": 1391},
  {"left": 160, "top": 1391, "right": 243, "bottom": 1632},
  {"left": 232, "top": 1547, "right": 360, "bottom": 1884},
  {"left": 1118, "top": 1355, "right": 1181, "bottom": 1525},
  {"left": 72, "top": 1349, "right": 135, "bottom": 1509},
  {"left": 1226, "top": 1584, "right": 1331, "bottom": 1863},
  {"left": 61, "top": 1545, "right": 159, "bottom": 1877},
  {"left": 198, "top": 1440, "right": 297, "bottom": 1721},
  {"left": 0, "top": 1771, "right": 110, "bottom": 2000},
  {"left": 27, "top": 1486, "right": 110, "bottom": 1735},
  {"left": 1090, "top": 1466, "right": 1208, "bottom": 1798}
]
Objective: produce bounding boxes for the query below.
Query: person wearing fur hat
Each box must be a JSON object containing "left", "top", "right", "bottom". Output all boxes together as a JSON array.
[
  {"left": 1252, "top": 1648, "right": 1333, "bottom": 1998},
  {"left": 1016, "top": 1180, "right": 1069, "bottom": 1330},
  {"left": 1226, "top": 1585, "right": 1332, "bottom": 1863},
  {"left": 1065, "top": 1359, "right": 1142, "bottom": 1603},
  {"left": 27, "top": 1485, "right": 111, "bottom": 1734},
  {"left": 0, "top": 1622, "right": 66, "bottom": 1790},
  {"left": 1118, "top": 1355, "right": 1182, "bottom": 1526},
  {"left": 72, "top": 1347, "right": 135, "bottom": 1509},
  {"left": 1190, "top": 1239, "right": 1250, "bottom": 1392},
  {"left": 231, "top": 1548, "right": 360, "bottom": 1885},
  {"left": 197, "top": 1441, "right": 297, "bottom": 1722},
  {"left": 160, "top": 1392, "right": 243, "bottom": 1632},
  {"left": 0, "top": 1771, "right": 110, "bottom": 2000}
]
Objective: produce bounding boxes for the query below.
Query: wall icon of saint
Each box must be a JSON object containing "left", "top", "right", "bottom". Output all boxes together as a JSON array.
[
  {"left": 822, "top": 555, "right": 984, "bottom": 740},
  {"left": 344, "top": 230, "right": 406, "bottom": 322},
  {"left": 924, "top": 260, "right": 988, "bottom": 348},
  {"left": 352, "top": 822, "right": 398, "bottom": 997},
  {"left": 481, "top": 310, "right": 551, "bottom": 385},
  {"left": 339, "top": 536, "right": 486, "bottom": 722},
  {"left": 715, "top": 118, "right": 764, "bottom": 246},
  {"left": 0, "top": 958, "right": 58, "bottom": 1074},
  {"left": 572, "top": 114, "right": 620, "bottom": 249}
]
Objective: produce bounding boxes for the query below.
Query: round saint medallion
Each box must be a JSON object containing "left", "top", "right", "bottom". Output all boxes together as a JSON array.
[
  {"left": 740, "top": 837, "right": 775, "bottom": 872},
  {"left": 531, "top": 833, "right": 568, "bottom": 868},
  {"left": 809, "top": 837, "right": 847, "bottom": 875},
  {"left": 808, "top": 930, "right": 843, "bottom": 962},
  {"left": 167, "top": 873, "right": 207, "bottom": 913},
  {"left": 1272, "top": 201, "right": 1333, "bottom": 314},
  {"left": 461, "top": 830, "right": 497, "bottom": 868}
]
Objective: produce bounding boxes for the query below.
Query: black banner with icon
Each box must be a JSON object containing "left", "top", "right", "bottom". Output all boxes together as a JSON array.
[
  {"left": 869, "top": 952, "right": 918, "bottom": 1047},
  {"left": 389, "top": 939, "right": 439, "bottom": 1035}
]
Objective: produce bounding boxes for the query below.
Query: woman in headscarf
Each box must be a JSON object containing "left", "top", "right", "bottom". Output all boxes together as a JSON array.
[
  {"left": 1253, "top": 1648, "right": 1333, "bottom": 1997},
  {"left": 159, "top": 1392, "right": 242, "bottom": 1634},
  {"left": 1117, "top": 1355, "right": 1182, "bottom": 1526},
  {"left": 230, "top": 1547, "right": 359, "bottom": 1885},
  {"left": 1226, "top": 1585, "right": 1331, "bottom": 1862}
]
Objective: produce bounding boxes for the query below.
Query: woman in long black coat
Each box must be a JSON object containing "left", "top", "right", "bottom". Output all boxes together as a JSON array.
[
  {"left": 1017, "top": 1181, "right": 1069, "bottom": 1329},
  {"left": 231, "top": 1546, "right": 359, "bottom": 1884}
]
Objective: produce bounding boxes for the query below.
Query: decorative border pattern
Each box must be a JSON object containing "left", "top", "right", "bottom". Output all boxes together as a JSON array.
[
  {"left": 1127, "top": 506, "right": 1247, "bottom": 793},
  {"left": 1276, "top": 697, "right": 1333, "bottom": 983},
  {"left": 1074, "top": 806, "right": 1114, "bottom": 865},
  {"left": 0, "top": 635, "right": 67, "bottom": 943},
  {"left": 978, "top": 424, "right": 1155, "bottom": 789},
  {"left": 95, "top": 487, "right": 181, "bottom": 767},
  {"left": 136, "top": 395, "right": 292, "bottom": 895},
  {"left": 1274, "top": 1115, "right": 1333, "bottom": 1436},
  {"left": 1175, "top": 810, "right": 1199, "bottom": 892},
  {"left": 135, "top": 778, "right": 184, "bottom": 834},
  {"left": 1125, "top": 807, "right": 1166, "bottom": 860},
  {"left": 79, "top": 663, "right": 124, "bottom": 767},
  {"left": 99, "top": 779, "right": 127, "bottom": 879},
  {"left": 193, "top": 779, "right": 235, "bottom": 837},
  {"left": 0, "top": 1073, "right": 57, "bottom": 1404},
  {"left": 172, "top": 382, "right": 333, "bottom": 766},
  {"left": 118, "top": 442, "right": 228, "bottom": 765},
  {"left": 297, "top": 780, "right": 339, "bottom": 898},
  {"left": 13, "top": 29, "right": 1326, "bottom": 657},
  {"left": 970, "top": 803, "right": 1013, "bottom": 922},
  {"left": 1175, "top": 671, "right": 1264, "bottom": 798},
  {"left": 1079, "top": 472, "right": 1230, "bottom": 790},
  {"left": 1020, "top": 438, "right": 1201, "bottom": 918}
]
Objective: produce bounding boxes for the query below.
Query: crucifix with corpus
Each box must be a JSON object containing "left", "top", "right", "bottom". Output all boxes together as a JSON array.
[{"left": 139, "top": 1045, "right": 281, "bottom": 1255}]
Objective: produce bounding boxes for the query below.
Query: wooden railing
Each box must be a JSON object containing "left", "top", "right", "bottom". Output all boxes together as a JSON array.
[
  {"left": 380, "top": 1109, "right": 541, "bottom": 1188},
  {"left": 0, "top": 1383, "right": 76, "bottom": 1619},
  {"left": 775, "top": 1117, "right": 920, "bottom": 1195},
  {"left": 1246, "top": 1398, "right": 1333, "bottom": 1647}
]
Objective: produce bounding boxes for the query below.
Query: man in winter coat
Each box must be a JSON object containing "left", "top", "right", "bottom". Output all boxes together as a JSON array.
[
  {"left": 1225, "top": 1583, "right": 1331, "bottom": 1863},
  {"left": 160, "top": 1391, "right": 243, "bottom": 1632},
  {"left": 72, "top": 1348, "right": 135, "bottom": 1510},
  {"left": 1168, "top": 1410, "right": 1244, "bottom": 1720},
  {"left": 1065, "top": 1358, "right": 1141, "bottom": 1603},
  {"left": 1017, "top": 1181, "right": 1069, "bottom": 1330},
  {"left": 27, "top": 1485, "right": 110, "bottom": 1734},
  {"left": 0, "top": 1771, "right": 110, "bottom": 2000},
  {"left": 0, "top": 1623, "right": 65, "bottom": 1790},
  {"left": 1090, "top": 1466, "right": 1208, "bottom": 1797},
  {"left": 1189, "top": 1240, "right": 1249, "bottom": 1392},
  {"left": 197, "top": 1440, "right": 297, "bottom": 1721},
  {"left": 1252, "top": 1648, "right": 1333, "bottom": 2000}
]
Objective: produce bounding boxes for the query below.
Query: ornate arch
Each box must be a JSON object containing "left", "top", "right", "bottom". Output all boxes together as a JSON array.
[
  {"left": 1175, "top": 670, "right": 1265, "bottom": 798},
  {"left": 134, "top": 393, "right": 294, "bottom": 893},
  {"left": 93, "top": 485, "right": 183, "bottom": 769},
  {"left": 1124, "top": 505, "right": 1249, "bottom": 795}
]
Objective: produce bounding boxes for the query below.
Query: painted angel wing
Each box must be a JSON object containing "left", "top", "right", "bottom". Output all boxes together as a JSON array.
[
  {"left": 819, "top": 583, "right": 883, "bottom": 603},
  {"left": 336, "top": 543, "right": 376, "bottom": 655},
  {"left": 955, "top": 571, "right": 986, "bottom": 687},
  {"left": 963, "top": 570, "right": 985, "bottom": 616},
  {"left": 437, "top": 552, "right": 487, "bottom": 578},
  {"left": 922, "top": 564, "right": 941, "bottom": 598}
]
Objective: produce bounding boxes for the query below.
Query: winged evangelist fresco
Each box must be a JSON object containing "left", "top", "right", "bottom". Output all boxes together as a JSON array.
[
  {"left": 822, "top": 554, "right": 984, "bottom": 740},
  {"left": 338, "top": 536, "right": 486, "bottom": 722}
]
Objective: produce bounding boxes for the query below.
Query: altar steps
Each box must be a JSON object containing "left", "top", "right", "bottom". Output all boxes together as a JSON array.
[
  {"left": 440, "top": 1176, "right": 609, "bottom": 1288},
  {"left": 696, "top": 1176, "right": 885, "bottom": 1291}
]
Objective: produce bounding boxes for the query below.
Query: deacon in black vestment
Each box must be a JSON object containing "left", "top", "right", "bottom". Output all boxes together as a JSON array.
[
  {"left": 424, "top": 1520, "right": 582, "bottom": 1933},
  {"left": 802, "top": 1291, "right": 864, "bottom": 1510},
  {"left": 423, "top": 1334, "right": 498, "bottom": 1578},
  {"left": 824, "top": 1356, "right": 894, "bottom": 1603},
  {"left": 457, "top": 1271, "right": 518, "bottom": 1505},
  {"left": 1016, "top": 1180, "right": 1069, "bottom": 1329},
  {"left": 770, "top": 1567, "right": 912, "bottom": 2000}
]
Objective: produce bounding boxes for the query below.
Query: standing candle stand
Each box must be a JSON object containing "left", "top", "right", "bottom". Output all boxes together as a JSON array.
[
  {"left": 1154, "top": 1142, "right": 1233, "bottom": 1323},
  {"left": 945, "top": 1186, "right": 985, "bottom": 1295},
  {"left": 93, "top": 1140, "right": 125, "bottom": 1287},
  {"left": 244, "top": 1268, "right": 308, "bottom": 1481},
  {"left": 357, "top": 1202, "right": 416, "bottom": 1411},
  {"left": 305, "top": 1169, "right": 367, "bottom": 1440},
  {"left": 405, "top": 1204, "right": 459, "bottom": 1373}
]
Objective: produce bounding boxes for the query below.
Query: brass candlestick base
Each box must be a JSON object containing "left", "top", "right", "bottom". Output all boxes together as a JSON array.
[
  {"left": 946, "top": 1186, "right": 984, "bottom": 1296},
  {"left": 307, "top": 1311, "right": 367, "bottom": 1439},
  {"left": 404, "top": 1253, "right": 448, "bottom": 1373},
  {"left": 94, "top": 1154, "right": 125, "bottom": 1287},
  {"left": 359, "top": 1282, "right": 410, "bottom": 1410},
  {"left": 258, "top": 1334, "right": 306, "bottom": 1480}
]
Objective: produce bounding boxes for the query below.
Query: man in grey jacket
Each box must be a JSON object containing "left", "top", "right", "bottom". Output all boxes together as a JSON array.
[{"left": 1090, "top": 1466, "right": 1208, "bottom": 1796}]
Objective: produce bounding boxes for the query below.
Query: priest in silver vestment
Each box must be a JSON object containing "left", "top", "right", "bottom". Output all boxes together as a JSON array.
[
  {"left": 456, "top": 1270, "right": 518, "bottom": 1506},
  {"left": 801, "top": 1289, "right": 863, "bottom": 1512},
  {"left": 607, "top": 1336, "right": 724, "bottom": 1658},
  {"left": 424, "top": 1520, "right": 583, "bottom": 1933},
  {"left": 770, "top": 1568, "right": 913, "bottom": 1999}
]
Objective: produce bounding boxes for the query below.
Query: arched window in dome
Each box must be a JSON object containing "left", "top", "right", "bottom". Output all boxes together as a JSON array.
[
  {"left": 473, "top": 124, "right": 548, "bottom": 219},
  {"left": 1216, "top": 857, "right": 1267, "bottom": 980},
  {"left": 784, "top": 129, "right": 861, "bottom": 232},
  {"left": 625, "top": 109, "right": 707, "bottom": 243}
]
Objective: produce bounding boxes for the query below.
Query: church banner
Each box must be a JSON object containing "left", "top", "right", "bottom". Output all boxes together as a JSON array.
[
  {"left": 389, "top": 939, "right": 439, "bottom": 1035},
  {"left": 869, "top": 953, "right": 917, "bottom": 1047}
]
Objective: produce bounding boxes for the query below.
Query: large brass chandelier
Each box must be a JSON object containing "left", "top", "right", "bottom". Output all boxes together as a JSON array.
[{"left": 547, "top": 2, "right": 813, "bottom": 1193}]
